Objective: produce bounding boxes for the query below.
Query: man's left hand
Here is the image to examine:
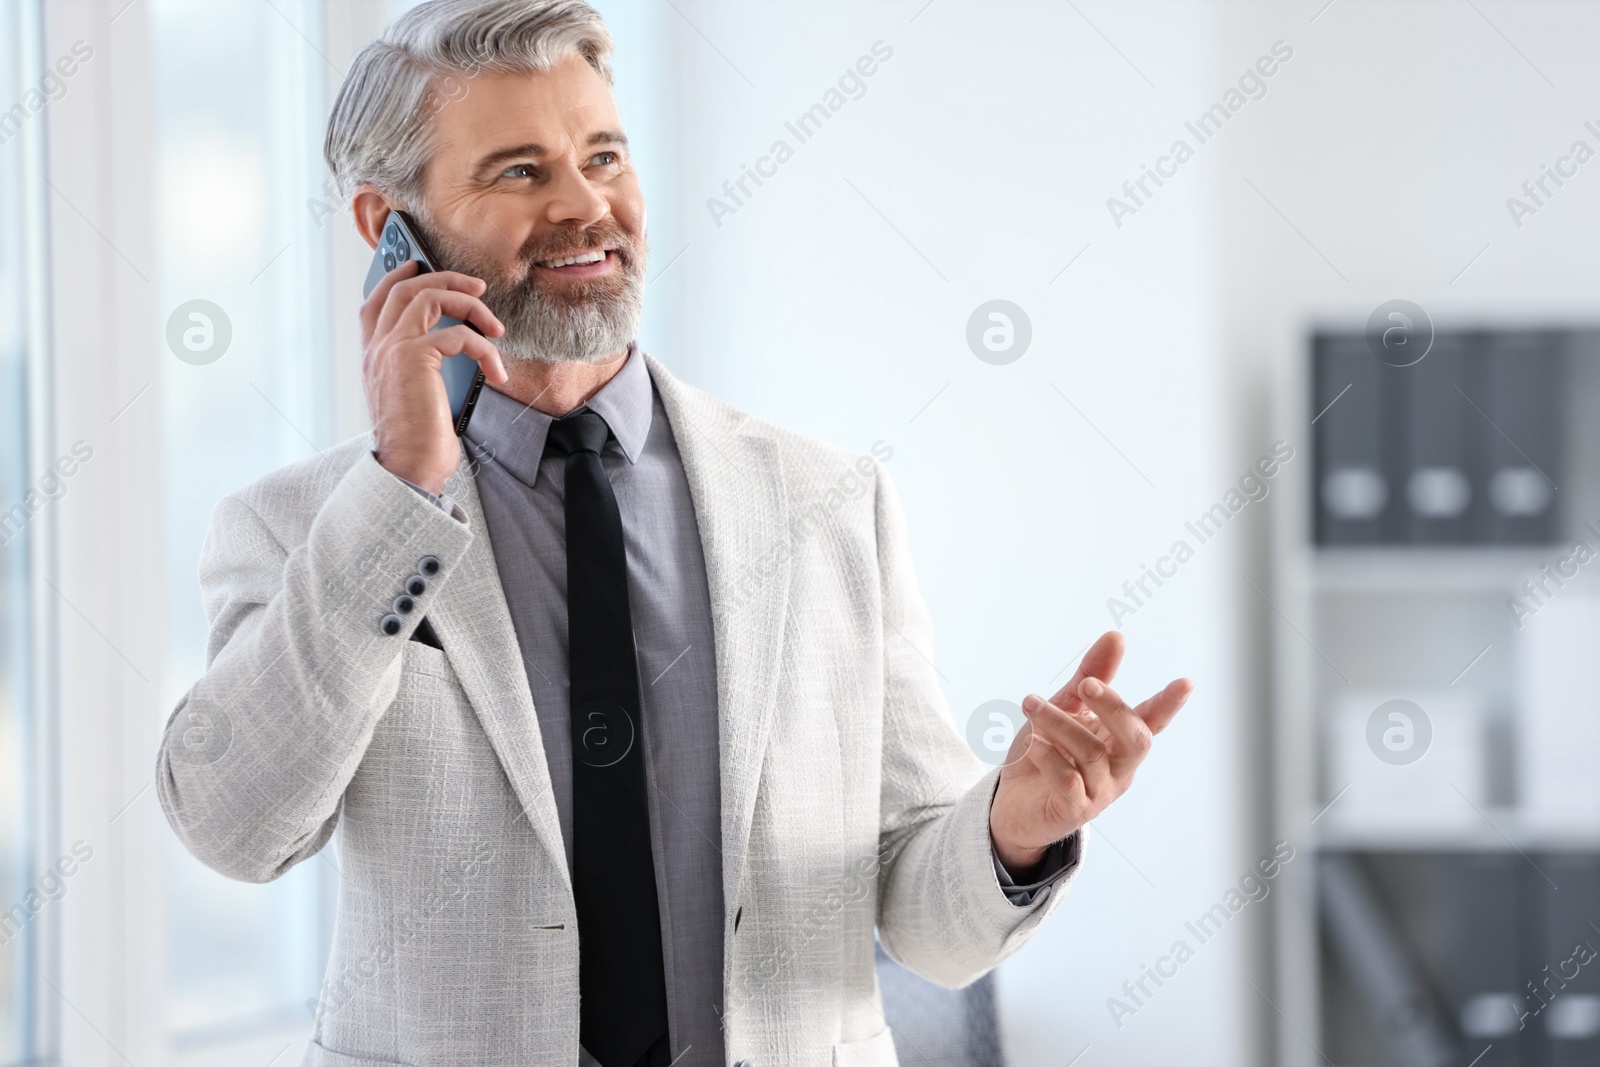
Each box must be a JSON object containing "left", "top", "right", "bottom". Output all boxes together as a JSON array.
[{"left": 988, "top": 631, "right": 1192, "bottom": 877}]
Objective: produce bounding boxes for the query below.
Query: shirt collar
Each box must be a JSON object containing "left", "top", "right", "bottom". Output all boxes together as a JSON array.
[{"left": 464, "top": 342, "right": 651, "bottom": 491}]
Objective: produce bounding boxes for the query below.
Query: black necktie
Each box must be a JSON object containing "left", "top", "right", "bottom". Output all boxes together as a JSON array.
[{"left": 546, "top": 411, "right": 668, "bottom": 1067}]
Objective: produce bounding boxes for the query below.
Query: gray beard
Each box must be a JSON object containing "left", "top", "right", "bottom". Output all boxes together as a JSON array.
[
  {"left": 487, "top": 261, "right": 645, "bottom": 365},
  {"left": 424, "top": 223, "right": 646, "bottom": 365}
]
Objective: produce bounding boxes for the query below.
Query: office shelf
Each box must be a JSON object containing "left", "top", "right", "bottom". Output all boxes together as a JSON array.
[
  {"left": 1308, "top": 546, "right": 1560, "bottom": 593},
  {"left": 1267, "top": 324, "right": 1600, "bottom": 1067},
  {"left": 1313, "top": 808, "right": 1600, "bottom": 852}
]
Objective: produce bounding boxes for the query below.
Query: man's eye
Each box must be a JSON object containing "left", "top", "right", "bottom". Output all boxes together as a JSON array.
[
  {"left": 502, "top": 163, "right": 536, "bottom": 179},
  {"left": 589, "top": 151, "right": 618, "bottom": 167}
]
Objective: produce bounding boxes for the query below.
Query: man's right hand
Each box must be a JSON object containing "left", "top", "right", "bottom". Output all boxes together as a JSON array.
[{"left": 361, "top": 260, "right": 508, "bottom": 495}]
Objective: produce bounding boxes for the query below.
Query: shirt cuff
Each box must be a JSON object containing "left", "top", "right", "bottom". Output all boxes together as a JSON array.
[
  {"left": 381, "top": 460, "right": 462, "bottom": 520},
  {"left": 991, "top": 831, "right": 1083, "bottom": 908}
]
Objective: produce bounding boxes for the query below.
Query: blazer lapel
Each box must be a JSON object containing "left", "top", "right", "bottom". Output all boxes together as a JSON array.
[
  {"left": 429, "top": 456, "right": 572, "bottom": 899},
  {"left": 646, "top": 355, "right": 792, "bottom": 924}
]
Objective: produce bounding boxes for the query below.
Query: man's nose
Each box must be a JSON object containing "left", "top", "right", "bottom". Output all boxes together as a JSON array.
[{"left": 543, "top": 163, "right": 608, "bottom": 228}]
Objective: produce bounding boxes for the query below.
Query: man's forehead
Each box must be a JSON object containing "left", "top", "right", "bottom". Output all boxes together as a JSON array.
[{"left": 441, "top": 69, "right": 621, "bottom": 151}]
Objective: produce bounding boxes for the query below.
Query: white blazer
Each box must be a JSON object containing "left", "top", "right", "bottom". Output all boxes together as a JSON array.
[{"left": 156, "top": 354, "right": 1081, "bottom": 1067}]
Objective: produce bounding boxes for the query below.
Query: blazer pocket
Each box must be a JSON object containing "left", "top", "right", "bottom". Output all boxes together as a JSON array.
[
  {"left": 304, "top": 1039, "right": 412, "bottom": 1067},
  {"left": 833, "top": 1025, "right": 898, "bottom": 1067}
]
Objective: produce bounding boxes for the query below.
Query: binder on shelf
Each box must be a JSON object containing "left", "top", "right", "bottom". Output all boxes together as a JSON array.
[
  {"left": 1480, "top": 332, "right": 1563, "bottom": 545},
  {"left": 1523, "top": 854, "right": 1600, "bottom": 1067},
  {"left": 1398, "top": 333, "right": 1478, "bottom": 544},
  {"left": 1444, "top": 853, "right": 1526, "bottom": 1067},
  {"left": 1315, "top": 335, "right": 1390, "bottom": 544},
  {"left": 1311, "top": 327, "right": 1568, "bottom": 546}
]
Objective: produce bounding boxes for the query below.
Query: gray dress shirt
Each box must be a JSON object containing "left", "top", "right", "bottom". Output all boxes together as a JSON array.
[
  {"left": 405, "top": 346, "right": 1073, "bottom": 1066},
  {"left": 463, "top": 349, "right": 724, "bottom": 1066}
]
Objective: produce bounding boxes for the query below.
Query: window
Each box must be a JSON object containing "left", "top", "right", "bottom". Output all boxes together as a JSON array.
[
  {"left": 149, "top": 0, "right": 335, "bottom": 1041},
  {"left": 0, "top": 0, "right": 51, "bottom": 1060}
]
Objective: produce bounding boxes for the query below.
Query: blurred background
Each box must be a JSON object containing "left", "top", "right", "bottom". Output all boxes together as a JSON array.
[{"left": 2, "top": 0, "right": 1599, "bottom": 1064}]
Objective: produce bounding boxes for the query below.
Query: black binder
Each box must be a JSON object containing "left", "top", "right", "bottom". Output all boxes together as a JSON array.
[
  {"left": 1478, "top": 332, "right": 1563, "bottom": 545},
  {"left": 1315, "top": 335, "right": 1391, "bottom": 544},
  {"left": 1398, "top": 333, "right": 1478, "bottom": 544},
  {"left": 1524, "top": 854, "right": 1600, "bottom": 1067},
  {"left": 1444, "top": 853, "right": 1525, "bottom": 1067}
]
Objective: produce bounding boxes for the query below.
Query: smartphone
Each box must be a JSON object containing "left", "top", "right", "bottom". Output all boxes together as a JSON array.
[{"left": 362, "top": 210, "right": 486, "bottom": 437}]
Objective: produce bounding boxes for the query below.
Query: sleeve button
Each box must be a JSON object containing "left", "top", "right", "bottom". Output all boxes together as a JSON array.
[
  {"left": 405, "top": 575, "right": 427, "bottom": 597},
  {"left": 379, "top": 614, "right": 403, "bottom": 636},
  {"left": 392, "top": 594, "right": 415, "bottom": 615},
  {"left": 418, "top": 555, "right": 441, "bottom": 576}
]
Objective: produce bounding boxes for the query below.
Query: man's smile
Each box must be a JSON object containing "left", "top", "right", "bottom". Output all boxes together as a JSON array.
[{"left": 533, "top": 247, "right": 619, "bottom": 279}]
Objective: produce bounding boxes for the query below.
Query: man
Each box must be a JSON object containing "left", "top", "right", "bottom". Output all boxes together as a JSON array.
[{"left": 156, "top": 2, "right": 1191, "bottom": 1065}]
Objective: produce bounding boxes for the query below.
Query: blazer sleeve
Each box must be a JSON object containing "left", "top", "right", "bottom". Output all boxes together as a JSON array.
[
  {"left": 870, "top": 463, "right": 1086, "bottom": 988},
  {"left": 155, "top": 451, "right": 474, "bottom": 883}
]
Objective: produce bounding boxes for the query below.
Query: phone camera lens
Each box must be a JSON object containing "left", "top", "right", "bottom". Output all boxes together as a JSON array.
[
  {"left": 383, "top": 252, "right": 397, "bottom": 271},
  {"left": 384, "top": 226, "right": 398, "bottom": 248},
  {"left": 394, "top": 238, "right": 410, "bottom": 260}
]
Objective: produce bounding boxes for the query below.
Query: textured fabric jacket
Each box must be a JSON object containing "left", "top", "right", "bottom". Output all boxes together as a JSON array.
[{"left": 155, "top": 354, "right": 1082, "bottom": 1067}]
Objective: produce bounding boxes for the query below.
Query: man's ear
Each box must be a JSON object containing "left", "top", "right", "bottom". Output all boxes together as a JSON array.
[{"left": 352, "top": 184, "right": 399, "bottom": 250}]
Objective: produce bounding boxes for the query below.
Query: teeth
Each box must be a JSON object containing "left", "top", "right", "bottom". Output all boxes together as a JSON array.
[{"left": 539, "top": 248, "right": 607, "bottom": 268}]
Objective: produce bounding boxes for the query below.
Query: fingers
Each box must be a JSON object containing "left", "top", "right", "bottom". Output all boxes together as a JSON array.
[
  {"left": 1077, "top": 676, "right": 1152, "bottom": 774},
  {"left": 360, "top": 259, "right": 419, "bottom": 341},
  {"left": 391, "top": 285, "right": 506, "bottom": 344},
  {"left": 367, "top": 268, "right": 502, "bottom": 342},
  {"left": 1135, "top": 678, "right": 1193, "bottom": 735},
  {"left": 399, "top": 325, "right": 507, "bottom": 384},
  {"left": 1021, "top": 695, "right": 1115, "bottom": 802},
  {"left": 1038, "top": 675, "right": 1191, "bottom": 776},
  {"left": 1050, "top": 631, "right": 1125, "bottom": 713}
]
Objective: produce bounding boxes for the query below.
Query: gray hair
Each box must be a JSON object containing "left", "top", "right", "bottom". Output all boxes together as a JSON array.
[{"left": 324, "top": 0, "right": 614, "bottom": 206}]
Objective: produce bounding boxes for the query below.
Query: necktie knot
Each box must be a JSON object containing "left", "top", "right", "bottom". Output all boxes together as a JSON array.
[{"left": 546, "top": 411, "right": 611, "bottom": 458}]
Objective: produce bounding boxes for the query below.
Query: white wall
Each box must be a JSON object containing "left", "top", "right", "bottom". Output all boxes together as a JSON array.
[
  {"left": 1215, "top": 4, "right": 1600, "bottom": 1058},
  {"left": 658, "top": 2, "right": 1255, "bottom": 1063}
]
